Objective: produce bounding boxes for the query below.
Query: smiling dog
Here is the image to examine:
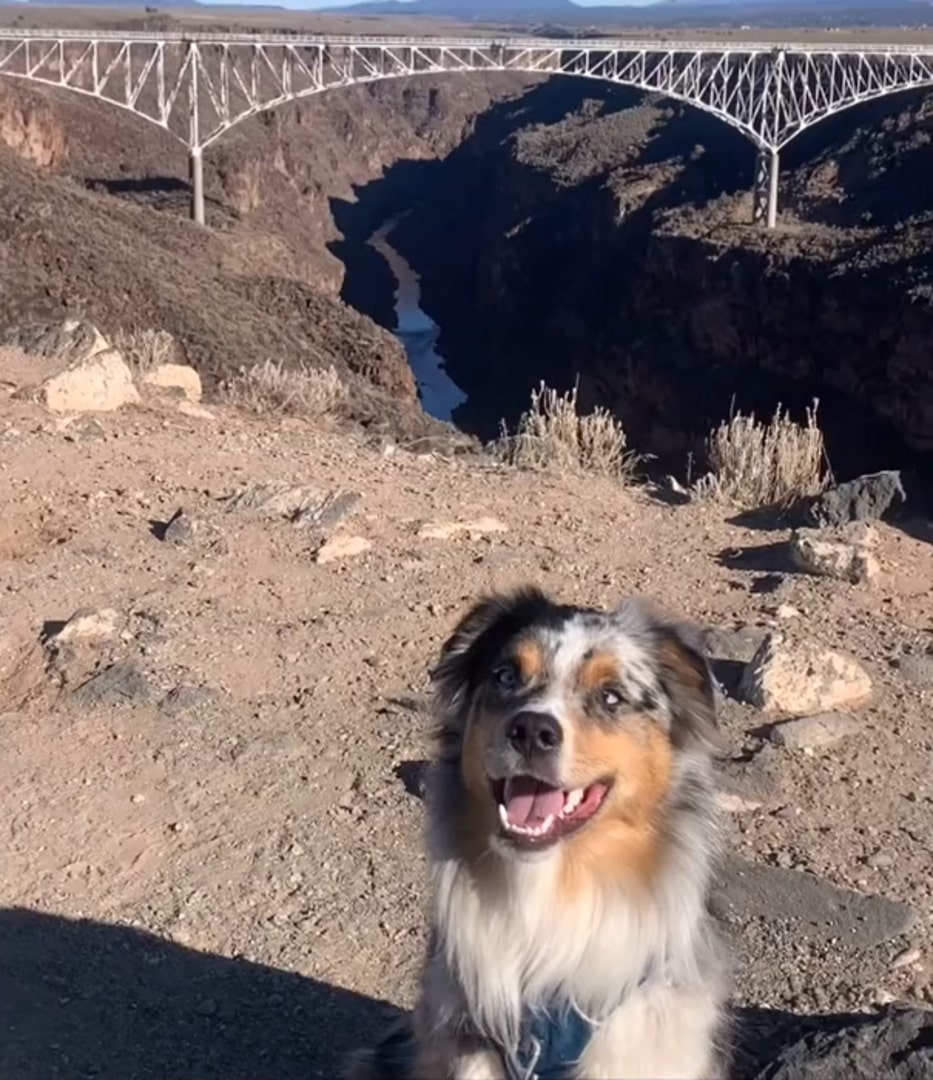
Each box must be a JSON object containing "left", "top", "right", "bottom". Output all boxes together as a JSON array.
[{"left": 347, "top": 587, "right": 730, "bottom": 1080}]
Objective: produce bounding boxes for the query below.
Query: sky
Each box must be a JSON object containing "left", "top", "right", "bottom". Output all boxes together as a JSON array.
[{"left": 298, "top": 0, "right": 665, "bottom": 5}]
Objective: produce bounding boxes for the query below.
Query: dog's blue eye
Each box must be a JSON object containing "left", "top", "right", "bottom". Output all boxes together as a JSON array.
[
  {"left": 601, "top": 687, "right": 623, "bottom": 709},
  {"left": 494, "top": 663, "right": 520, "bottom": 690}
]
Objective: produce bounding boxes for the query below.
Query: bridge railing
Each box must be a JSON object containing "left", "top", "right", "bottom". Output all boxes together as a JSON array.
[{"left": 2, "top": 28, "right": 933, "bottom": 56}]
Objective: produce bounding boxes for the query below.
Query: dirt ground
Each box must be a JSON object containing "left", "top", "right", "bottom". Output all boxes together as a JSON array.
[{"left": 0, "top": 384, "right": 931, "bottom": 1078}]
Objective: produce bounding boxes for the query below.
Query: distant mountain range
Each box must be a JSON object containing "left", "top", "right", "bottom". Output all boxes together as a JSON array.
[
  {"left": 13, "top": 0, "right": 933, "bottom": 27},
  {"left": 324, "top": 0, "right": 933, "bottom": 28}
]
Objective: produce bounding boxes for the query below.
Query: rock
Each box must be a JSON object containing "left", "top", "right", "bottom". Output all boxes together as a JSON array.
[
  {"left": 142, "top": 363, "right": 202, "bottom": 402},
  {"left": 717, "top": 745, "right": 783, "bottom": 812},
  {"left": 806, "top": 470, "right": 906, "bottom": 527},
  {"left": 222, "top": 483, "right": 357, "bottom": 527},
  {"left": 50, "top": 608, "right": 121, "bottom": 645},
  {"left": 57, "top": 414, "right": 107, "bottom": 442},
  {"left": 738, "top": 633, "right": 873, "bottom": 716},
  {"left": 314, "top": 535, "right": 372, "bottom": 564},
  {"left": 769, "top": 713, "right": 860, "bottom": 751},
  {"left": 705, "top": 625, "right": 770, "bottom": 663},
  {"left": 8, "top": 320, "right": 139, "bottom": 414},
  {"left": 177, "top": 401, "right": 216, "bottom": 422},
  {"left": 162, "top": 509, "right": 196, "bottom": 546},
  {"left": 717, "top": 791, "right": 765, "bottom": 814},
  {"left": 768, "top": 604, "right": 803, "bottom": 622},
  {"left": 711, "top": 856, "right": 914, "bottom": 948},
  {"left": 418, "top": 517, "right": 508, "bottom": 540},
  {"left": 72, "top": 662, "right": 151, "bottom": 707},
  {"left": 891, "top": 947, "right": 922, "bottom": 970},
  {"left": 789, "top": 526, "right": 880, "bottom": 584},
  {"left": 292, "top": 491, "right": 362, "bottom": 532},
  {"left": 742, "top": 1005, "right": 933, "bottom": 1080},
  {"left": 160, "top": 683, "right": 217, "bottom": 716}
]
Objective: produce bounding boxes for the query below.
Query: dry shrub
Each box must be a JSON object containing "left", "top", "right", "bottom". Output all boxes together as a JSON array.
[
  {"left": 112, "top": 328, "right": 178, "bottom": 374},
  {"left": 696, "top": 400, "right": 828, "bottom": 508},
  {"left": 494, "top": 382, "right": 637, "bottom": 480},
  {"left": 219, "top": 359, "right": 348, "bottom": 418}
]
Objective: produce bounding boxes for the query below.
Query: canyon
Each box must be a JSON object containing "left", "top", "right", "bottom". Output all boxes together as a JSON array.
[{"left": 3, "top": 47, "right": 933, "bottom": 489}]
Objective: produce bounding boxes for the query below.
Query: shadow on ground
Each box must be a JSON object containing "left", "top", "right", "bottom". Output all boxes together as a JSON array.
[
  {"left": 3, "top": 907, "right": 928, "bottom": 1079},
  {"left": 0, "top": 907, "right": 399, "bottom": 1080}
]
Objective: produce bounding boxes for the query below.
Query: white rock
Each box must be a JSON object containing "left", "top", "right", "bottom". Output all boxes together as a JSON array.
[
  {"left": 739, "top": 633, "right": 873, "bottom": 716},
  {"left": 418, "top": 516, "right": 508, "bottom": 540},
  {"left": 769, "top": 712, "right": 860, "bottom": 751},
  {"left": 177, "top": 401, "right": 217, "bottom": 422},
  {"left": 9, "top": 321, "right": 139, "bottom": 413},
  {"left": 315, "top": 535, "right": 372, "bottom": 564},
  {"left": 143, "top": 363, "right": 202, "bottom": 402},
  {"left": 52, "top": 607, "right": 121, "bottom": 644},
  {"left": 789, "top": 525, "right": 880, "bottom": 584},
  {"left": 717, "top": 791, "right": 764, "bottom": 814}
]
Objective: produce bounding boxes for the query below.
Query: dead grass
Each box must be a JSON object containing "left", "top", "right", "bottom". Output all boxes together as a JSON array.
[
  {"left": 493, "top": 382, "right": 638, "bottom": 480},
  {"left": 694, "top": 400, "right": 829, "bottom": 508},
  {"left": 219, "top": 359, "right": 348, "bottom": 418},
  {"left": 112, "top": 328, "right": 179, "bottom": 375}
]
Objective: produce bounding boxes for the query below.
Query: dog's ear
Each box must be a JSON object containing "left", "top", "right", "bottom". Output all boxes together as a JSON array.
[
  {"left": 654, "top": 619, "right": 722, "bottom": 753},
  {"left": 431, "top": 587, "right": 553, "bottom": 728}
]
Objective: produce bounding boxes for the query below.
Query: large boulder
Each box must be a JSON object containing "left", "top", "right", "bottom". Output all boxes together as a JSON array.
[
  {"left": 738, "top": 633, "right": 873, "bottom": 716},
  {"left": 142, "top": 363, "right": 202, "bottom": 403},
  {"left": 789, "top": 524, "right": 880, "bottom": 584},
  {"left": 738, "top": 1005, "right": 933, "bottom": 1080},
  {"left": 805, "top": 471, "right": 906, "bottom": 527},
  {"left": 6, "top": 320, "right": 139, "bottom": 413}
]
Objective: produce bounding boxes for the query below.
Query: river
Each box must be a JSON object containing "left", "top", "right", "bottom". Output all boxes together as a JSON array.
[{"left": 368, "top": 220, "right": 467, "bottom": 423}]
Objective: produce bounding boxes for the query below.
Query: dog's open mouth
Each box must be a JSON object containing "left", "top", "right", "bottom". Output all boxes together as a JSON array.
[{"left": 492, "top": 776, "right": 611, "bottom": 847}]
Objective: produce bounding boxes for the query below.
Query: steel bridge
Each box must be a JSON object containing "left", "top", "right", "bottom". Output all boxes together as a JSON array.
[{"left": 2, "top": 29, "right": 933, "bottom": 227}]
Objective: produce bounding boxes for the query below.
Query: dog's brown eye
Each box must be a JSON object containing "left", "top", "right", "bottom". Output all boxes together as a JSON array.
[
  {"left": 493, "top": 662, "right": 521, "bottom": 691},
  {"left": 601, "top": 686, "right": 624, "bottom": 710}
]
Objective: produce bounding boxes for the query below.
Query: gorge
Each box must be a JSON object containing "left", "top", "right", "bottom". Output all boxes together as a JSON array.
[
  {"left": 332, "top": 78, "right": 933, "bottom": 496},
  {"left": 1, "top": 56, "right": 932, "bottom": 495}
]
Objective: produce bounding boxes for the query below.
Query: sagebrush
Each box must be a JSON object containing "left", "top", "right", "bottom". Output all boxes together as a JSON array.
[
  {"left": 219, "top": 360, "right": 348, "bottom": 418},
  {"left": 695, "top": 400, "right": 828, "bottom": 508},
  {"left": 112, "top": 328, "right": 178, "bottom": 374},
  {"left": 494, "top": 382, "right": 637, "bottom": 480}
]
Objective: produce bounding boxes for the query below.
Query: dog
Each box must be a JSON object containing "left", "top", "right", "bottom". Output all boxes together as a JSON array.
[{"left": 347, "top": 586, "right": 730, "bottom": 1080}]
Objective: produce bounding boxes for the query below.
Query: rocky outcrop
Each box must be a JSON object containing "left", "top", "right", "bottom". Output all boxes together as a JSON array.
[
  {"left": 6, "top": 320, "right": 139, "bottom": 413},
  {"left": 383, "top": 84, "right": 933, "bottom": 479},
  {"left": 0, "top": 82, "right": 66, "bottom": 169},
  {"left": 738, "top": 1005, "right": 933, "bottom": 1080}
]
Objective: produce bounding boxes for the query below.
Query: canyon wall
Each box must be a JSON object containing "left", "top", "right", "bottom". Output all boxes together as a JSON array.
[{"left": 382, "top": 82, "right": 933, "bottom": 478}]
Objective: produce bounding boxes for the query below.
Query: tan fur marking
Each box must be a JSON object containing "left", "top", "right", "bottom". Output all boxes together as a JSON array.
[
  {"left": 561, "top": 718, "right": 673, "bottom": 898},
  {"left": 576, "top": 651, "right": 621, "bottom": 693},
  {"left": 513, "top": 638, "right": 545, "bottom": 682},
  {"left": 658, "top": 635, "right": 707, "bottom": 703}
]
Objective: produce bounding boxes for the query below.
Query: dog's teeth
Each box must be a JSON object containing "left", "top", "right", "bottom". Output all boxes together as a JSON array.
[
  {"left": 562, "top": 788, "right": 584, "bottom": 815},
  {"left": 540, "top": 814, "right": 554, "bottom": 835},
  {"left": 498, "top": 804, "right": 509, "bottom": 830}
]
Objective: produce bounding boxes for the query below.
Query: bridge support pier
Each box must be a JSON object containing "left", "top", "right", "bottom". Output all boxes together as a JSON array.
[
  {"left": 753, "top": 146, "right": 780, "bottom": 229},
  {"left": 189, "top": 146, "right": 205, "bottom": 226}
]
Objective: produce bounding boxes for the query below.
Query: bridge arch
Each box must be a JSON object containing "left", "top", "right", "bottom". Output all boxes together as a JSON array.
[{"left": 3, "top": 31, "right": 933, "bottom": 227}]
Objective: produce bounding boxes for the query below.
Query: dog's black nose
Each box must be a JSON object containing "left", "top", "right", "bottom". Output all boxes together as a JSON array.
[{"left": 507, "top": 711, "right": 563, "bottom": 756}]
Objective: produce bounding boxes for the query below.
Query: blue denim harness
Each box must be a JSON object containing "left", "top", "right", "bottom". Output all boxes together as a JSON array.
[
  {"left": 370, "top": 1002, "right": 596, "bottom": 1080},
  {"left": 503, "top": 1004, "right": 595, "bottom": 1080}
]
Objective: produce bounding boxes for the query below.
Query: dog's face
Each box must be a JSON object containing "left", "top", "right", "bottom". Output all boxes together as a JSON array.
[{"left": 432, "top": 588, "right": 717, "bottom": 864}]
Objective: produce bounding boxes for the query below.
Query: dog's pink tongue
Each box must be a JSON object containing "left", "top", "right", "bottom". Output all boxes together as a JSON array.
[{"left": 503, "top": 777, "right": 564, "bottom": 826}]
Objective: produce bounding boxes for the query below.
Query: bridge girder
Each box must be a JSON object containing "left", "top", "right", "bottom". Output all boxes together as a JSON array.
[{"left": 2, "top": 30, "right": 933, "bottom": 226}]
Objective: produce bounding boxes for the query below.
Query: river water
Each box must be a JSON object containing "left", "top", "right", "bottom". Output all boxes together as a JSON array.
[{"left": 368, "top": 220, "right": 467, "bottom": 423}]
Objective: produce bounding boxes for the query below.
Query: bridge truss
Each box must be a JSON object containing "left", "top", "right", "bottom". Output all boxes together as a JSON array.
[{"left": 2, "top": 29, "right": 933, "bottom": 226}]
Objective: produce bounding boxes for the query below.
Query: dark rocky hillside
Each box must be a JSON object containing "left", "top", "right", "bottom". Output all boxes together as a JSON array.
[{"left": 357, "top": 82, "right": 933, "bottom": 485}]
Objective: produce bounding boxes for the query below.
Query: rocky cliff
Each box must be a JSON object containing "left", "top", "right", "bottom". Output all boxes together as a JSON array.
[{"left": 380, "top": 82, "right": 933, "bottom": 480}]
